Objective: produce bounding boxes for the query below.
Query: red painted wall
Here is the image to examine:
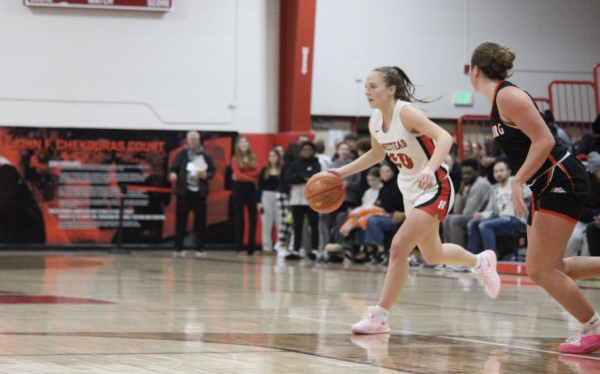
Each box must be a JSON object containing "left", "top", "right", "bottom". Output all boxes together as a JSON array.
[{"left": 279, "top": 0, "right": 317, "bottom": 133}]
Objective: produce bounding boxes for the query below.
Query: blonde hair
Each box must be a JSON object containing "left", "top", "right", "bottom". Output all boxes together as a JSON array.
[{"left": 234, "top": 135, "right": 257, "bottom": 168}]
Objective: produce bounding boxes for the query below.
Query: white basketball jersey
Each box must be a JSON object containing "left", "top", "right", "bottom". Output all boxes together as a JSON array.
[{"left": 369, "top": 100, "right": 449, "bottom": 198}]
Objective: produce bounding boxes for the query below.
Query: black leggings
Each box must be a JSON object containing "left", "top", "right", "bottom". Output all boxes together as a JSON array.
[
  {"left": 291, "top": 205, "right": 319, "bottom": 251},
  {"left": 232, "top": 182, "right": 257, "bottom": 252}
]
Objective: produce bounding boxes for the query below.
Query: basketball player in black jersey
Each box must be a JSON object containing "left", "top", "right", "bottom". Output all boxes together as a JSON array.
[{"left": 470, "top": 42, "right": 600, "bottom": 354}]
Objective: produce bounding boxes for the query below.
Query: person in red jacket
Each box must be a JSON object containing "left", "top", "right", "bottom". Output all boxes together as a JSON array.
[{"left": 231, "top": 135, "right": 260, "bottom": 255}]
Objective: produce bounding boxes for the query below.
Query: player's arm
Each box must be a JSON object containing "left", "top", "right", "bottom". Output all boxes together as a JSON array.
[
  {"left": 330, "top": 134, "right": 386, "bottom": 179},
  {"left": 497, "top": 87, "right": 555, "bottom": 186},
  {"left": 401, "top": 105, "right": 453, "bottom": 189}
]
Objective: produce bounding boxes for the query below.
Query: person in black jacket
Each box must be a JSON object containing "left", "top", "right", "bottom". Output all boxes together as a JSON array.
[
  {"left": 0, "top": 163, "right": 46, "bottom": 244},
  {"left": 168, "top": 131, "right": 215, "bottom": 257},
  {"left": 285, "top": 141, "right": 321, "bottom": 260},
  {"left": 582, "top": 152, "right": 600, "bottom": 256},
  {"left": 275, "top": 143, "right": 300, "bottom": 256}
]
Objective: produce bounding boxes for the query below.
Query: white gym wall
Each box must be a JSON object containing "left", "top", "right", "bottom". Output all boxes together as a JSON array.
[
  {"left": 0, "top": 0, "right": 280, "bottom": 133},
  {"left": 0, "top": 0, "right": 599, "bottom": 133},
  {"left": 312, "top": 0, "right": 600, "bottom": 118}
]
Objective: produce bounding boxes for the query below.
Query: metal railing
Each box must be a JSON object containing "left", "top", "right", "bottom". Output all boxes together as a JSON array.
[
  {"left": 456, "top": 115, "right": 491, "bottom": 161},
  {"left": 457, "top": 63, "right": 600, "bottom": 158}
]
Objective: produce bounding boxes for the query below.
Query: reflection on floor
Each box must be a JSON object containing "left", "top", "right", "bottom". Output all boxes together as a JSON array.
[{"left": 0, "top": 251, "right": 598, "bottom": 373}]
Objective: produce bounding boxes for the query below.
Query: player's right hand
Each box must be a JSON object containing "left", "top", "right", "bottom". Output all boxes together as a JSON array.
[{"left": 327, "top": 168, "right": 345, "bottom": 179}]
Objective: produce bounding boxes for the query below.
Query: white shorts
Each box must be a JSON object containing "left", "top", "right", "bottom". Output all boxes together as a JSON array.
[{"left": 399, "top": 175, "right": 454, "bottom": 221}]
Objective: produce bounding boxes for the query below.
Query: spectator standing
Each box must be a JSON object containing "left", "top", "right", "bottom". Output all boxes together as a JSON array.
[
  {"left": 257, "top": 148, "right": 282, "bottom": 254},
  {"left": 275, "top": 142, "right": 300, "bottom": 256},
  {"left": 285, "top": 141, "right": 321, "bottom": 260},
  {"left": 314, "top": 139, "right": 332, "bottom": 173},
  {"left": 169, "top": 131, "right": 216, "bottom": 258},
  {"left": 231, "top": 136, "right": 260, "bottom": 255}
]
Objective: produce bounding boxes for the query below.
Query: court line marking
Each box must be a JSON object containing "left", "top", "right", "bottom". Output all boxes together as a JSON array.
[{"left": 287, "top": 315, "right": 600, "bottom": 362}]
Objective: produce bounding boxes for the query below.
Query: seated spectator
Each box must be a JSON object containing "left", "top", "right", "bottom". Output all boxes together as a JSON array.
[
  {"left": 442, "top": 159, "right": 492, "bottom": 248},
  {"left": 444, "top": 153, "right": 461, "bottom": 195},
  {"left": 337, "top": 168, "right": 384, "bottom": 235},
  {"left": 574, "top": 152, "right": 600, "bottom": 257},
  {"left": 577, "top": 114, "right": 600, "bottom": 156},
  {"left": 353, "top": 163, "right": 405, "bottom": 264},
  {"left": 361, "top": 167, "right": 382, "bottom": 206},
  {"left": 467, "top": 160, "right": 531, "bottom": 257},
  {"left": 325, "top": 167, "right": 382, "bottom": 259},
  {"left": 479, "top": 140, "right": 506, "bottom": 185},
  {"left": 543, "top": 110, "right": 573, "bottom": 154}
]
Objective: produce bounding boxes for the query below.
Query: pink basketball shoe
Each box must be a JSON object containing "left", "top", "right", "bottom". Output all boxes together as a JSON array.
[
  {"left": 351, "top": 306, "right": 390, "bottom": 334},
  {"left": 473, "top": 250, "right": 501, "bottom": 299},
  {"left": 559, "top": 327, "right": 600, "bottom": 354}
]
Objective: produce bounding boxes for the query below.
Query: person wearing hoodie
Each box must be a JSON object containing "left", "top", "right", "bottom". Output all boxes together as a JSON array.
[
  {"left": 285, "top": 141, "right": 321, "bottom": 260},
  {"left": 169, "top": 131, "right": 216, "bottom": 257}
]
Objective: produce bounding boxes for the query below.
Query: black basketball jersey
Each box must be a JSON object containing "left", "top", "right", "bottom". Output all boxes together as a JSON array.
[{"left": 490, "top": 81, "right": 568, "bottom": 184}]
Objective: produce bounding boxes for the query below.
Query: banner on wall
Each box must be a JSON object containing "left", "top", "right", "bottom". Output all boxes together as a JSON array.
[{"left": 0, "top": 127, "right": 236, "bottom": 246}]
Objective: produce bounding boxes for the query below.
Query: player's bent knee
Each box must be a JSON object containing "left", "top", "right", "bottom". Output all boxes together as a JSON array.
[
  {"left": 525, "top": 261, "right": 550, "bottom": 284},
  {"left": 388, "top": 242, "right": 412, "bottom": 262},
  {"left": 420, "top": 252, "right": 443, "bottom": 265}
]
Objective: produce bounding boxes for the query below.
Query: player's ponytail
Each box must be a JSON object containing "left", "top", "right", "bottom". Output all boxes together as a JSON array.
[{"left": 373, "top": 66, "right": 435, "bottom": 104}]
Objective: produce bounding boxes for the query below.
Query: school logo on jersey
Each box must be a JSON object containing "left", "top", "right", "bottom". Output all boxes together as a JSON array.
[
  {"left": 492, "top": 124, "right": 505, "bottom": 138},
  {"left": 550, "top": 187, "right": 566, "bottom": 193}
]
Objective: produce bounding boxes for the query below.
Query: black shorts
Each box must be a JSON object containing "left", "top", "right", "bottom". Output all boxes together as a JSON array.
[{"left": 528, "top": 155, "right": 590, "bottom": 225}]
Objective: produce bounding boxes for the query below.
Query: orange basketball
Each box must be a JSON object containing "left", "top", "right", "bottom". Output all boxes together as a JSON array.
[{"left": 305, "top": 171, "right": 345, "bottom": 213}]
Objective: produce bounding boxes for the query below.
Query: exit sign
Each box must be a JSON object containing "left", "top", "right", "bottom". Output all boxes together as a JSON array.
[{"left": 454, "top": 92, "right": 473, "bottom": 106}]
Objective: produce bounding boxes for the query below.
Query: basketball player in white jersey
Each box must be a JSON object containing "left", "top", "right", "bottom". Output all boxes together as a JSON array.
[{"left": 329, "top": 66, "right": 501, "bottom": 334}]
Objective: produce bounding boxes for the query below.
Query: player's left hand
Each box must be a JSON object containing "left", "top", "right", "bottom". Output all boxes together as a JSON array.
[
  {"left": 417, "top": 168, "right": 435, "bottom": 190},
  {"left": 512, "top": 183, "right": 527, "bottom": 219}
]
